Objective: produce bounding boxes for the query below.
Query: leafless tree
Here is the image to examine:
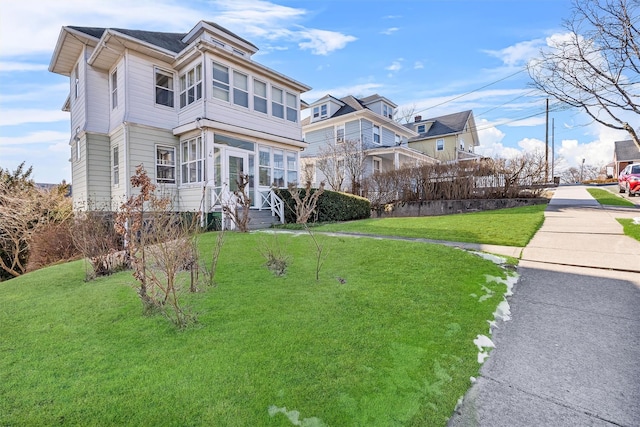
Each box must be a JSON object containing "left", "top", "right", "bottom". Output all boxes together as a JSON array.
[
  {"left": 221, "top": 174, "right": 251, "bottom": 232},
  {"left": 287, "top": 180, "right": 325, "bottom": 224},
  {"left": 395, "top": 104, "right": 418, "bottom": 124},
  {"left": 528, "top": 0, "right": 640, "bottom": 149},
  {"left": 316, "top": 138, "right": 366, "bottom": 194}
]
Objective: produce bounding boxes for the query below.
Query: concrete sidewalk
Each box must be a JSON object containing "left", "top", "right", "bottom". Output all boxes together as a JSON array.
[{"left": 448, "top": 185, "right": 640, "bottom": 427}]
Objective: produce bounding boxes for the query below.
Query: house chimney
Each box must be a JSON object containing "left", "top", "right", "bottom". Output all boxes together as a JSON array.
[{"left": 414, "top": 115, "right": 422, "bottom": 122}]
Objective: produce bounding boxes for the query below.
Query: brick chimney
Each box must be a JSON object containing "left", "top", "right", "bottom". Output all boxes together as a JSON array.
[{"left": 414, "top": 115, "right": 422, "bottom": 122}]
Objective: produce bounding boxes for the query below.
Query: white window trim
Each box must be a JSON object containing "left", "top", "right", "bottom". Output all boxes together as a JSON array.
[
  {"left": 437, "top": 139, "right": 445, "bottom": 151},
  {"left": 156, "top": 145, "right": 177, "bottom": 185},
  {"left": 271, "top": 87, "right": 285, "bottom": 120},
  {"left": 112, "top": 147, "right": 119, "bottom": 186},
  {"left": 180, "top": 136, "right": 204, "bottom": 185},
  {"left": 373, "top": 125, "right": 381, "bottom": 145},
  {"left": 253, "top": 78, "right": 268, "bottom": 114},
  {"left": 336, "top": 125, "right": 345, "bottom": 143},
  {"left": 373, "top": 156, "right": 382, "bottom": 174},
  {"left": 110, "top": 70, "right": 118, "bottom": 109},
  {"left": 179, "top": 64, "right": 203, "bottom": 109},
  {"left": 232, "top": 70, "right": 249, "bottom": 108},
  {"left": 154, "top": 67, "right": 175, "bottom": 108}
]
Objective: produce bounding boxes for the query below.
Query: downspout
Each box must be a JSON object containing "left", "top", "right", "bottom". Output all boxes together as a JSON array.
[
  {"left": 198, "top": 43, "right": 207, "bottom": 224},
  {"left": 123, "top": 49, "right": 131, "bottom": 202}
]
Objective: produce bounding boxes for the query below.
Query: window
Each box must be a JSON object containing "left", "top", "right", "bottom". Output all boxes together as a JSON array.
[
  {"left": 287, "top": 153, "right": 297, "bottom": 184},
  {"left": 373, "top": 157, "right": 382, "bottom": 174},
  {"left": 259, "top": 147, "right": 271, "bottom": 186},
  {"left": 272, "top": 87, "right": 284, "bottom": 119},
  {"left": 233, "top": 71, "right": 249, "bottom": 107},
  {"left": 460, "top": 141, "right": 464, "bottom": 150},
  {"left": 73, "top": 127, "right": 81, "bottom": 161},
  {"left": 395, "top": 134, "right": 401, "bottom": 145},
  {"left": 232, "top": 48, "right": 245, "bottom": 57},
  {"left": 113, "top": 147, "right": 119, "bottom": 185},
  {"left": 313, "top": 104, "right": 328, "bottom": 119},
  {"left": 273, "top": 150, "right": 284, "bottom": 187},
  {"left": 212, "top": 62, "right": 229, "bottom": 101},
  {"left": 437, "top": 139, "right": 444, "bottom": 151},
  {"left": 286, "top": 92, "right": 297, "bottom": 122},
  {"left": 253, "top": 79, "right": 267, "bottom": 113},
  {"left": 181, "top": 136, "right": 203, "bottom": 183},
  {"left": 373, "top": 125, "right": 380, "bottom": 144},
  {"left": 156, "top": 146, "right": 176, "bottom": 184},
  {"left": 74, "top": 65, "right": 79, "bottom": 99},
  {"left": 383, "top": 104, "right": 393, "bottom": 119},
  {"left": 179, "top": 64, "right": 202, "bottom": 108},
  {"left": 111, "top": 70, "right": 118, "bottom": 109},
  {"left": 417, "top": 124, "right": 425, "bottom": 133},
  {"left": 155, "top": 68, "right": 174, "bottom": 107},
  {"left": 336, "top": 125, "right": 345, "bottom": 143}
]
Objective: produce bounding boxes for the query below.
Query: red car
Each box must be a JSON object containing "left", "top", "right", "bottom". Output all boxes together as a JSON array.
[{"left": 618, "top": 164, "right": 640, "bottom": 196}]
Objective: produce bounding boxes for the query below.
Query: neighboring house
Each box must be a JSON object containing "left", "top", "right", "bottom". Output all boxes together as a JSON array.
[
  {"left": 301, "top": 94, "right": 437, "bottom": 190},
  {"left": 49, "top": 21, "right": 310, "bottom": 224},
  {"left": 405, "top": 111, "right": 482, "bottom": 162},
  {"left": 613, "top": 139, "right": 640, "bottom": 177}
]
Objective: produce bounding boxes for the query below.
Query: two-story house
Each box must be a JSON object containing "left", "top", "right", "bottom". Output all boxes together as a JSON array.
[
  {"left": 49, "top": 21, "right": 310, "bottom": 224},
  {"left": 301, "top": 94, "right": 437, "bottom": 191},
  {"left": 613, "top": 139, "right": 640, "bottom": 177},
  {"left": 406, "top": 111, "right": 482, "bottom": 162}
]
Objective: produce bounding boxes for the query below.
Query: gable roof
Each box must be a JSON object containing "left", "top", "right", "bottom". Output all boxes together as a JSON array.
[
  {"left": 614, "top": 139, "right": 640, "bottom": 162},
  {"left": 408, "top": 110, "right": 473, "bottom": 139},
  {"left": 69, "top": 26, "right": 188, "bottom": 53}
]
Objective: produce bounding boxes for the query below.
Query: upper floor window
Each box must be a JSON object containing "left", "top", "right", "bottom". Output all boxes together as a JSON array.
[
  {"left": 286, "top": 92, "right": 297, "bottom": 122},
  {"left": 336, "top": 125, "right": 345, "bottom": 143},
  {"left": 417, "top": 124, "right": 425, "bottom": 133},
  {"left": 253, "top": 79, "right": 267, "bottom": 114},
  {"left": 212, "top": 62, "right": 229, "bottom": 101},
  {"left": 382, "top": 104, "right": 393, "bottom": 119},
  {"left": 74, "top": 65, "right": 79, "bottom": 99},
  {"left": 112, "top": 147, "right": 119, "bottom": 185},
  {"left": 179, "top": 64, "right": 202, "bottom": 108},
  {"left": 373, "top": 125, "right": 380, "bottom": 144},
  {"left": 155, "top": 68, "right": 174, "bottom": 108},
  {"left": 437, "top": 139, "right": 444, "bottom": 151},
  {"left": 272, "top": 87, "right": 284, "bottom": 119},
  {"left": 181, "top": 136, "right": 204, "bottom": 184},
  {"left": 313, "top": 104, "right": 328, "bottom": 119},
  {"left": 110, "top": 70, "right": 118, "bottom": 109},
  {"left": 156, "top": 146, "right": 176, "bottom": 184},
  {"left": 233, "top": 71, "right": 249, "bottom": 108}
]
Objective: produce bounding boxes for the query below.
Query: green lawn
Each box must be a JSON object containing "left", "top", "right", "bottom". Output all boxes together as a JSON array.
[
  {"left": 311, "top": 204, "right": 547, "bottom": 247},
  {"left": 0, "top": 231, "right": 511, "bottom": 426},
  {"left": 586, "top": 187, "right": 636, "bottom": 207},
  {"left": 617, "top": 218, "right": 640, "bottom": 242}
]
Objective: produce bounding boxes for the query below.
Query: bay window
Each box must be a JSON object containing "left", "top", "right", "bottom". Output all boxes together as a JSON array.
[
  {"left": 179, "top": 64, "right": 202, "bottom": 108},
  {"left": 181, "top": 136, "right": 203, "bottom": 184}
]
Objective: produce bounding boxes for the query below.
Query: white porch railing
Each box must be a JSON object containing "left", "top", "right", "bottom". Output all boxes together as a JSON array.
[{"left": 260, "top": 190, "right": 285, "bottom": 224}]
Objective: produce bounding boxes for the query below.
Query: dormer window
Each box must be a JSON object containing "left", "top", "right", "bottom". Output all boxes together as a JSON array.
[
  {"left": 417, "top": 124, "right": 426, "bottom": 133},
  {"left": 382, "top": 104, "right": 393, "bottom": 119},
  {"left": 313, "top": 104, "right": 328, "bottom": 119}
]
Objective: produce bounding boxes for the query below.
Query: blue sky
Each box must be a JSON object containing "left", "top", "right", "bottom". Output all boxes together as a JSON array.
[{"left": 0, "top": 0, "right": 631, "bottom": 183}]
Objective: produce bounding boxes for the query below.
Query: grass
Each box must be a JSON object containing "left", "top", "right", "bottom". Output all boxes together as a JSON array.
[
  {"left": 586, "top": 187, "right": 636, "bottom": 207},
  {"left": 617, "top": 218, "right": 640, "bottom": 242},
  {"left": 0, "top": 231, "right": 512, "bottom": 426},
  {"left": 310, "top": 204, "right": 547, "bottom": 247}
]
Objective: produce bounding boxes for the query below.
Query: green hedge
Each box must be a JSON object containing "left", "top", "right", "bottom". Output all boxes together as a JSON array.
[{"left": 275, "top": 188, "right": 371, "bottom": 223}]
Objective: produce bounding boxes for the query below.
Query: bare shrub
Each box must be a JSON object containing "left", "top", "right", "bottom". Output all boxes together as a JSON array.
[
  {"left": 27, "top": 219, "right": 79, "bottom": 271},
  {"left": 287, "top": 181, "right": 325, "bottom": 224},
  {"left": 222, "top": 174, "right": 251, "bottom": 232},
  {"left": 258, "top": 233, "right": 290, "bottom": 277},
  {"left": 72, "top": 210, "right": 125, "bottom": 280},
  {"left": 115, "top": 165, "right": 200, "bottom": 328}
]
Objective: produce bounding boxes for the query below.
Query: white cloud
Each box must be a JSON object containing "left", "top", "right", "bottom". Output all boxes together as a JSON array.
[
  {"left": 0, "top": 130, "right": 70, "bottom": 146},
  {"left": 0, "top": 62, "right": 49, "bottom": 72},
  {"left": 381, "top": 27, "right": 399, "bottom": 36},
  {"left": 557, "top": 137, "right": 614, "bottom": 167},
  {"left": 414, "top": 61, "right": 424, "bottom": 70},
  {"left": 297, "top": 29, "right": 357, "bottom": 55},
  {"left": 0, "top": 109, "right": 68, "bottom": 127},
  {"left": 483, "top": 39, "right": 545, "bottom": 67}
]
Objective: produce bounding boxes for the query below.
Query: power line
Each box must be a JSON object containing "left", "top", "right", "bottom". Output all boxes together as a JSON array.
[{"left": 414, "top": 68, "right": 527, "bottom": 115}]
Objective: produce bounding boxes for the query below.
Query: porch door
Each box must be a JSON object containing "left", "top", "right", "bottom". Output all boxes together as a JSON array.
[{"left": 226, "top": 149, "right": 248, "bottom": 192}]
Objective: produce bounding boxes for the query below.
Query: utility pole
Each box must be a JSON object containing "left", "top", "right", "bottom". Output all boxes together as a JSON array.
[
  {"left": 545, "top": 98, "right": 549, "bottom": 183},
  {"left": 552, "top": 118, "right": 555, "bottom": 183}
]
